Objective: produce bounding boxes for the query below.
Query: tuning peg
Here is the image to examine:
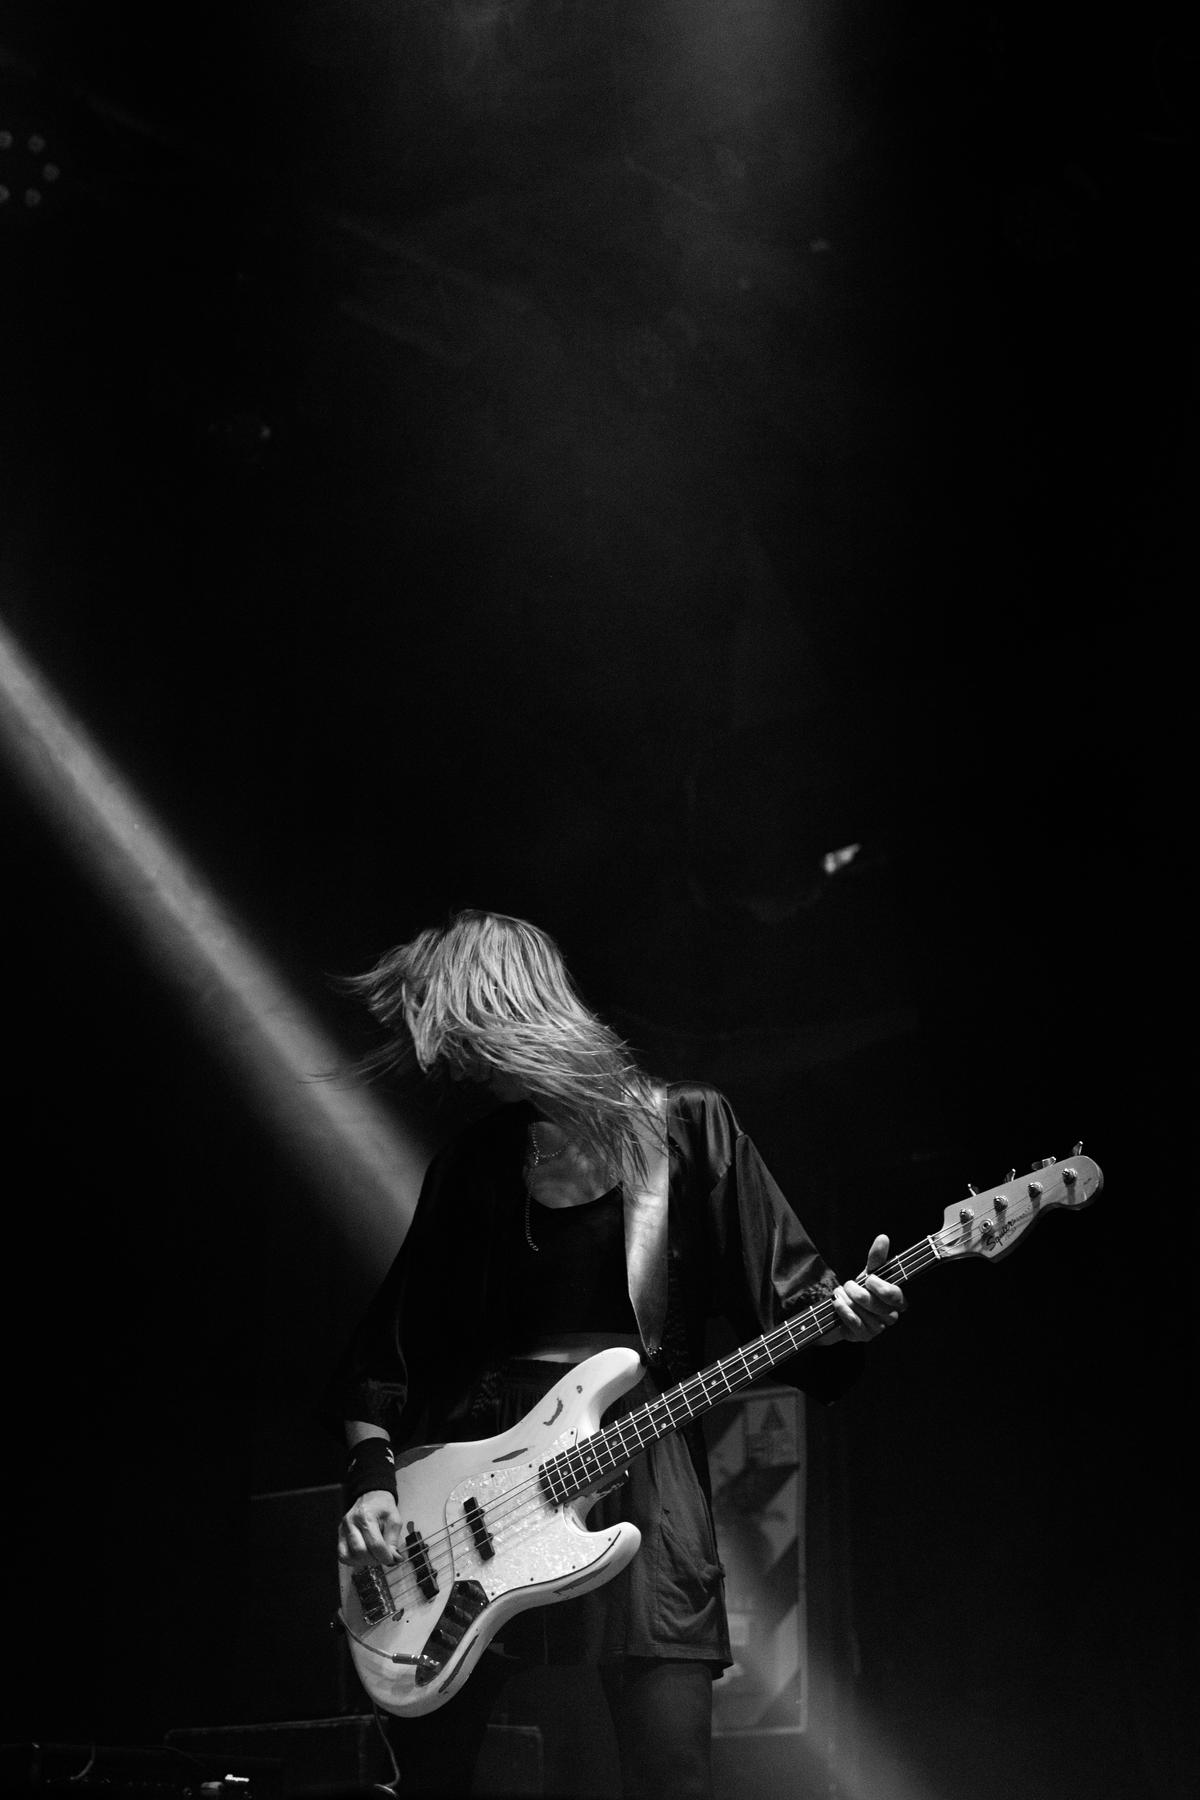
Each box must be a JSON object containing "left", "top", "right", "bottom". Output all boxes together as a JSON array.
[
  {"left": 1071, "top": 1140, "right": 1083, "bottom": 1155},
  {"left": 1004, "top": 1169, "right": 1016, "bottom": 1182},
  {"left": 966, "top": 1182, "right": 978, "bottom": 1195},
  {"left": 1031, "top": 1156, "right": 1056, "bottom": 1170}
]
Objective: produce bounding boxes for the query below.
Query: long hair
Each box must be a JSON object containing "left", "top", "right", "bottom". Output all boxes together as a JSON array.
[{"left": 345, "top": 910, "right": 661, "bottom": 1188}]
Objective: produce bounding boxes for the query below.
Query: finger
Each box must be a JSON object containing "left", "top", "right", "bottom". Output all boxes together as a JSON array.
[
  {"left": 836, "top": 1285, "right": 895, "bottom": 1339},
  {"left": 358, "top": 1511, "right": 399, "bottom": 1566},
  {"left": 865, "top": 1233, "right": 890, "bottom": 1273},
  {"left": 833, "top": 1287, "right": 875, "bottom": 1339},
  {"left": 338, "top": 1520, "right": 369, "bottom": 1566},
  {"left": 864, "top": 1274, "right": 906, "bottom": 1311},
  {"left": 370, "top": 1496, "right": 403, "bottom": 1550},
  {"left": 844, "top": 1279, "right": 891, "bottom": 1318}
]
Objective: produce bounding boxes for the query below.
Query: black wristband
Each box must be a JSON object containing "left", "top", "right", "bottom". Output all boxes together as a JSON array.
[{"left": 345, "top": 1436, "right": 398, "bottom": 1505}]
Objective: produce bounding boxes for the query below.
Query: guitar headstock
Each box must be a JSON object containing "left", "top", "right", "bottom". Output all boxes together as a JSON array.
[{"left": 934, "top": 1146, "right": 1103, "bottom": 1262}]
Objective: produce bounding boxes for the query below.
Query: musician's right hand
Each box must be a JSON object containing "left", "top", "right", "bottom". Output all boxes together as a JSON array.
[{"left": 338, "top": 1489, "right": 403, "bottom": 1567}]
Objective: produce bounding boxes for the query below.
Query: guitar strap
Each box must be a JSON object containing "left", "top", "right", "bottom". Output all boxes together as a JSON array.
[{"left": 623, "top": 1084, "right": 670, "bottom": 1366}]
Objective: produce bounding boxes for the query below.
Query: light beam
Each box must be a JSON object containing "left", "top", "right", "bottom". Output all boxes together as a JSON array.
[{"left": 0, "top": 608, "right": 428, "bottom": 1276}]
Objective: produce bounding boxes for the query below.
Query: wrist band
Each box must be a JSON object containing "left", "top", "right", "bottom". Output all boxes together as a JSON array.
[{"left": 345, "top": 1436, "right": 398, "bottom": 1504}]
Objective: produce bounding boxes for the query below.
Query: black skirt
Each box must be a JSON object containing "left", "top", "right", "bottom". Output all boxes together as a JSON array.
[{"left": 459, "top": 1358, "right": 730, "bottom": 1669}]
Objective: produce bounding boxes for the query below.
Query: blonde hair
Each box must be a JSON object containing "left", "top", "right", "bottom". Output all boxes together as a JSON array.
[{"left": 347, "top": 910, "right": 661, "bottom": 1187}]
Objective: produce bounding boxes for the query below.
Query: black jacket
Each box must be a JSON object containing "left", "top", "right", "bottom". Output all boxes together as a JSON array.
[{"left": 325, "top": 1081, "right": 861, "bottom": 1448}]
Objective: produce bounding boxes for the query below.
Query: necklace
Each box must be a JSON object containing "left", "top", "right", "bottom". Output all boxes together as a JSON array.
[{"left": 523, "top": 1123, "right": 568, "bottom": 1252}]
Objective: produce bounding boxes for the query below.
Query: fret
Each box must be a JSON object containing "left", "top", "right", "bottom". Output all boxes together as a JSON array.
[
  {"left": 618, "top": 1413, "right": 648, "bottom": 1452},
  {"left": 539, "top": 1459, "right": 568, "bottom": 1505}
]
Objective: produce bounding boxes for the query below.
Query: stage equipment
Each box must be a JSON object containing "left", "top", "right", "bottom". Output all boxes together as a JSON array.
[
  {"left": 705, "top": 1386, "right": 808, "bottom": 1736},
  {"left": 0, "top": 1742, "right": 281, "bottom": 1800},
  {"left": 164, "top": 1718, "right": 541, "bottom": 1800}
]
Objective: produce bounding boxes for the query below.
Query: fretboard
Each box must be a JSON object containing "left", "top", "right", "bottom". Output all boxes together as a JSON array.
[{"left": 539, "top": 1237, "right": 941, "bottom": 1505}]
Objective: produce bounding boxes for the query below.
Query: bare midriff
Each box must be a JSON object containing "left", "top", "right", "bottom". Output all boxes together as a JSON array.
[{"left": 515, "top": 1331, "right": 643, "bottom": 1364}]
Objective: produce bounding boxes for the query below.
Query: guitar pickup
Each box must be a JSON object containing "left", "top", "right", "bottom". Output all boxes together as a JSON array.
[
  {"left": 351, "top": 1562, "right": 399, "bottom": 1627},
  {"left": 415, "top": 1581, "right": 489, "bottom": 1687},
  {"left": 462, "top": 1494, "right": 495, "bottom": 1561},
  {"left": 406, "top": 1522, "right": 439, "bottom": 1601}
]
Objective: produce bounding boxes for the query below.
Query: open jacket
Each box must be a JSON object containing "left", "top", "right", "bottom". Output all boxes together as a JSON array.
[{"left": 325, "top": 1081, "right": 861, "bottom": 1448}]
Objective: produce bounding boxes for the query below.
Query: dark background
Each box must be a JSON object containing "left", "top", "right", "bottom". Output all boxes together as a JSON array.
[{"left": 1, "top": 3, "right": 1192, "bottom": 1797}]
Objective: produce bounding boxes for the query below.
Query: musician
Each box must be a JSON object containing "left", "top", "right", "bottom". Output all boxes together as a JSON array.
[{"left": 326, "top": 909, "right": 905, "bottom": 1800}]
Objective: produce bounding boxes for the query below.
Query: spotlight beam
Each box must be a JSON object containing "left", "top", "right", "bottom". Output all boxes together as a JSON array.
[{"left": 0, "top": 609, "right": 428, "bottom": 1273}]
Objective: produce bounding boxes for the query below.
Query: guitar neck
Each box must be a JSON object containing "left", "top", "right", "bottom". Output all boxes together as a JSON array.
[{"left": 542, "top": 1238, "right": 940, "bottom": 1504}]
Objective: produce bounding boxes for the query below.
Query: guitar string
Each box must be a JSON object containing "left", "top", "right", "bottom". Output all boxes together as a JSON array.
[
  {"left": 371, "top": 1206, "right": 1032, "bottom": 1612},
  {"left": 369, "top": 1282, "right": 853, "bottom": 1613},
  {"left": 369, "top": 1252, "right": 916, "bottom": 1606},
  {"left": 369, "top": 1217, "right": 985, "bottom": 1609},
  {"left": 366, "top": 1198, "right": 1051, "bottom": 1612},
  {"left": 374, "top": 1284, "right": 854, "bottom": 1603},
  {"left": 460, "top": 1233, "right": 946, "bottom": 1525}
]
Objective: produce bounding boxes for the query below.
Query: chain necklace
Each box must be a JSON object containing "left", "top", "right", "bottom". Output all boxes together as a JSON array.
[{"left": 523, "top": 1123, "right": 568, "bottom": 1253}]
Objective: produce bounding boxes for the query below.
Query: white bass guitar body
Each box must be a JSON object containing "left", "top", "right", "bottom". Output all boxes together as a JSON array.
[{"left": 338, "top": 1346, "right": 645, "bottom": 1717}]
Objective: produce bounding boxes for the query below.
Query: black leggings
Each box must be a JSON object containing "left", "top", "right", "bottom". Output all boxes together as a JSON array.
[
  {"left": 385, "top": 1652, "right": 713, "bottom": 1800},
  {"left": 600, "top": 1658, "right": 714, "bottom": 1800}
]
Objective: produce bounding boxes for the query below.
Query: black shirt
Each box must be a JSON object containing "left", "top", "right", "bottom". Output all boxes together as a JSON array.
[{"left": 507, "top": 1187, "right": 640, "bottom": 1340}]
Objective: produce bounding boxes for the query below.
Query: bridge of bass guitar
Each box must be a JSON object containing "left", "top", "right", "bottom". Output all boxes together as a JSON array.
[{"left": 342, "top": 1457, "right": 638, "bottom": 1713}]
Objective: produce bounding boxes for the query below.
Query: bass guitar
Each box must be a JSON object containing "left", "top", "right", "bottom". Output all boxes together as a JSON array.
[{"left": 338, "top": 1148, "right": 1101, "bottom": 1715}]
